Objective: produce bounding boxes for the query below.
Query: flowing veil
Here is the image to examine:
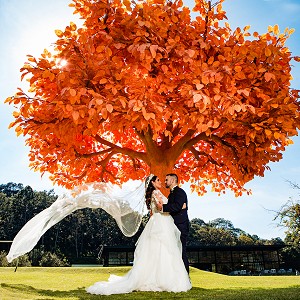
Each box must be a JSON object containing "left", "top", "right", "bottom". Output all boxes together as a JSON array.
[{"left": 6, "top": 180, "right": 146, "bottom": 263}]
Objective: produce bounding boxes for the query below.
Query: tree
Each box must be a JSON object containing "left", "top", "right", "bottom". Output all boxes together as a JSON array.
[
  {"left": 209, "top": 217, "right": 246, "bottom": 237},
  {"left": 5, "top": 0, "right": 300, "bottom": 195},
  {"left": 274, "top": 181, "right": 300, "bottom": 269},
  {"left": 0, "top": 184, "right": 57, "bottom": 241},
  {"left": 237, "top": 234, "right": 256, "bottom": 245},
  {"left": 275, "top": 181, "right": 300, "bottom": 246},
  {"left": 0, "top": 182, "right": 24, "bottom": 197},
  {"left": 208, "top": 218, "right": 235, "bottom": 230},
  {"left": 189, "top": 226, "right": 236, "bottom": 246},
  {"left": 0, "top": 183, "right": 143, "bottom": 260}
]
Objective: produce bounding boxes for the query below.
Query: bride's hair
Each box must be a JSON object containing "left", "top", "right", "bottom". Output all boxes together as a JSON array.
[{"left": 145, "top": 175, "right": 157, "bottom": 210}]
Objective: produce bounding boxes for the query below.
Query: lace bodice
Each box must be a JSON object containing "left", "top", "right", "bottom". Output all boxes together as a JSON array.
[{"left": 150, "top": 190, "right": 168, "bottom": 214}]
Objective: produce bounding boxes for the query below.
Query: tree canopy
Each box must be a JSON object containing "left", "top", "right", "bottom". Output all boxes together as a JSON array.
[{"left": 5, "top": 0, "right": 300, "bottom": 195}]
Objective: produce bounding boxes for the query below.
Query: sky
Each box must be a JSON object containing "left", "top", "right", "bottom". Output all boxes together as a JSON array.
[{"left": 1, "top": 0, "right": 300, "bottom": 240}]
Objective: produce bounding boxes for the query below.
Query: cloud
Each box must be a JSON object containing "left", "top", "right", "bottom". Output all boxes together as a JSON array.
[
  {"left": 262, "top": 0, "right": 300, "bottom": 15},
  {"left": 282, "top": 2, "right": 300, "bottom": 13}
]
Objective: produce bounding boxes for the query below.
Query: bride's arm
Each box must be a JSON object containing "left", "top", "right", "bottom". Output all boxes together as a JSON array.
[{"left": 152, "top": 190, "right": 163, "bottom": 209}]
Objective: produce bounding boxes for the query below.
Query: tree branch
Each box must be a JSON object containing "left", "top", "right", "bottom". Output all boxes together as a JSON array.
[
  {"left": 74, "top": 148, "right": 112, "bottom": 158},
  {"left": 95, "top": 151, "right": 118, "bottom": 180},
  {"left": 168, "top": 129, "right": 196, "bottom": 161},
  {"left": 161, "top": 119, "right": 173, "bottom": 150},
  {"left": 134, "top": 127, "right": 160, "bottom": 161},
  {"left": 189, "top": 146, "right": 221, "bottom": 167},
  {"left": 94, "top": 134, "right": 148, "bottom": 162},
  {"left": 183, "top": 132, "right": 239, "bottom": 162}
]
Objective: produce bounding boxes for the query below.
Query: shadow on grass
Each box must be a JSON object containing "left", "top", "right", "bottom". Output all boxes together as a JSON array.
[{"left": 2, "top": 283, "right": 300, "bottom": 300}]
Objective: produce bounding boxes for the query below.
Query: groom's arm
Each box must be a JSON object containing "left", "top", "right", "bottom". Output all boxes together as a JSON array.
[{"left": 163, "top": 188, "right": 187, "bottom": 214}]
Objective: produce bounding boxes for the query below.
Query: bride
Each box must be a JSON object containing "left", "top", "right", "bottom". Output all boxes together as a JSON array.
[{"left": 86, "top": 174, "right": 192, "bottom": 295}]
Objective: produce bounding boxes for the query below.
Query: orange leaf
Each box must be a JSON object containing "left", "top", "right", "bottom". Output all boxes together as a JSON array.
[
  {"left": 161, "top": 65, "right": 168, "bottom": 73},
  {"left": 66, "top": 104, "right": 73, "bottom": 112},
  {"left": 265, "top": 48, "right": 272, "bottom": 57},
  {"left": 264, "top": 72, "right": 275, "bottom": 82},
  {"left": 193, "top": 94, "right": 202, "bottom": 103},
  {"left": 55, "top": 29, "right": 63, "bottom": 37},
  {"left": 267, "top": 25, "right": 273, "bottom": 33},
  {"left": 294, "top": 56, "right": 300, "bottom": 62},
  {"left": 100, "top": 78, "right": 107, "bottom": 84},
  {"left": 265, "top": 129, "right": 272, "bottom": 136},
  {"left": 106, "top": 47, "right": 112, "bottom": 57},
  {"left": 72, "top": 110, "right": 79, "bottom": 121},
  {"left": 96, "top": 45, "right": 105, "bottom": 53},
  {"left": 70, "top": 22, "right": 77, "bottom": 31},
  {"left": 274, "top": 132, "right": 281, "bottom": 139},
  {"left": 4, "top": 97, "right": 12, "bottom": 104},
  {"left": 69, "top": 89, "right": 77, "bottom": 96},
  {"left": 150, "top": 45, "right": 158, "bottom": 58},
  {"left": 273, "top": 24, "right": 279, "bottom": 35},
  {"left": 196, "top": 84, "right": 204, "bottom": 90},
  {"left": 234, "top": 66, "right": 242, "bottom": 73},
  {"left": 243, "top": 25, "right": 251, "bottom": 31},
  {"left": 201, "top": 75, "right": 209, "bottom": 85},
  {"left": 171, "top": 15, "right": 178, "bottom": 23},
  {"left": 106, "top": 104, "right": 113, "bottom": 113},
  {"left": 187, "top": 49, "right": 195, "bottom": 58},
  {"left": 289, "top": 28, "right": 295, "bottom": 35},
  {"left": 207, "top": 57, "right": 214, "bottom": 65},
  {"left": 101, "top": 108, "right": 108, "bottom": 119},
  {"left": 119, "top": 97, "right": 127, "bottom": 108},
  {"left": 27, "top": 56, "right": 36, "bottom": 62}
]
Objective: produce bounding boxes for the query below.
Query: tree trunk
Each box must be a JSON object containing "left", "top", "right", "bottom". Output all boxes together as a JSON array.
[{"left": 149, "top": 161, "right": 174, "bottom": 196}]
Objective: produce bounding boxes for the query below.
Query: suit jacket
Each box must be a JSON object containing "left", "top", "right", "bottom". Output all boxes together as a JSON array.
[{"left": 163, "top": 186, "right": 189, "bottom": 225}]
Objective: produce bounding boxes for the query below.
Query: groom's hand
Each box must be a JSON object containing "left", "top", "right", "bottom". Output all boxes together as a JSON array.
[{"left": 156, "top": 201, "right": 163, "bottom": 211}]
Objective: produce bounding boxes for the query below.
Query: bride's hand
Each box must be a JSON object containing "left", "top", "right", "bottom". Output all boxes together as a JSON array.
[{"left": 182, "top": 203, "right": 186, "bottom": 209}]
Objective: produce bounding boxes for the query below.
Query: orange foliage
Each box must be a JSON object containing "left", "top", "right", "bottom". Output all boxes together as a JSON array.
[{"left": 5, "top": 0, "right": 300, "bottom": 196}]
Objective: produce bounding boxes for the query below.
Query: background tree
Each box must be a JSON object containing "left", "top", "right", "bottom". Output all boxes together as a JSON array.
[
  {"left": 0, "top": 182, "right": 24, "bottom": 197},
  {"left": 187, "top": 217, "right": 279, "bottom": 246},
  {"left": 274, "top": 181, "right": 300, "bottom": 270},
  {"left": 5, "top": 0, "right": 300, "bottom": 195},
  {"left": 0, "top": 183, "right": 143, "bottom": 262},
  {"left": 0, "top": 184, "right": 57, "bottom": 241}
]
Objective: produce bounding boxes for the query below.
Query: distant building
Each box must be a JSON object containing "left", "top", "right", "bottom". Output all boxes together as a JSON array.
[
  {"left": 186, "top": 245, "right": 284, "bottom": 274},
  {"left": 99, "top": 244, "right": 284, "bottom": 275},
  {"left": 0, "top": 241, "right": 13, "bottom": 252},
  {"left": 1, "top": 241, "right": 285, "bottom": 275}
]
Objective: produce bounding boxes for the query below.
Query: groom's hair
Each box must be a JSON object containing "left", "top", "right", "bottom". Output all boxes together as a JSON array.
[{"left": 166, "top": 173, "right": 178, "bottom": 183}]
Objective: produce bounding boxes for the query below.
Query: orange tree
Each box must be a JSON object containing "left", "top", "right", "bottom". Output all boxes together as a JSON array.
[{"left": 5, "top": 0, "right": 300, "bottom": 195}]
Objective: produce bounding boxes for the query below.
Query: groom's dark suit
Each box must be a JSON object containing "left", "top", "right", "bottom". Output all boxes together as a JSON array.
[{"left": 162, "top": 186, "right": 189, "bottom": 273}]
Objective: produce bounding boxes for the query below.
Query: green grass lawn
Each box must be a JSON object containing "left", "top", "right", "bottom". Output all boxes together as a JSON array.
[{"left": 1, "top": 266, "right": 300, "bottom": 300}]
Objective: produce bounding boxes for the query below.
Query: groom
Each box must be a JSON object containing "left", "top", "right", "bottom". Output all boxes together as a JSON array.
[{"left": 157, "top": 173, "right": 190, "bottom": 273}]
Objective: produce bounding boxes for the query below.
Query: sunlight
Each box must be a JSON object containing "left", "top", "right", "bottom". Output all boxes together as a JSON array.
[{"left": 56, "top": 58, "right": 68, "bottom": 68}]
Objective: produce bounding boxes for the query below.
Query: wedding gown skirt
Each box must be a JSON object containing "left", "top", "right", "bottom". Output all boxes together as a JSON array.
[{"left": 86, "top": 212, "right": 192, "bottom": 295}]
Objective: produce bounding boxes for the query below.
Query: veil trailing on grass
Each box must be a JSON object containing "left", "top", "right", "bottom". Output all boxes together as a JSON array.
[{"left": 6, "top": 180, "right": 146, "bottom": 263}]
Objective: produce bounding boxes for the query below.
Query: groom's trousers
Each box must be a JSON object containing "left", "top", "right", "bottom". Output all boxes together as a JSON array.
[{"left": 176, "top": 220, "right": 190, "bottom": 274}]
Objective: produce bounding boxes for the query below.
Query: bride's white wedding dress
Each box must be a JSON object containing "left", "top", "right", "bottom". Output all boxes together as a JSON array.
[{"left": 86, "top": 189, "right": 192, "bottom": 295}]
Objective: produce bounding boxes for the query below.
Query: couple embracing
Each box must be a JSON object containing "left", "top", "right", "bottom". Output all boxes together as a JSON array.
[
  {"left": 86, "top": 173, "right": 191, "bottom": 295},
  {"left": 6, "top": 172, "right": 191, "bottom": 295}
]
